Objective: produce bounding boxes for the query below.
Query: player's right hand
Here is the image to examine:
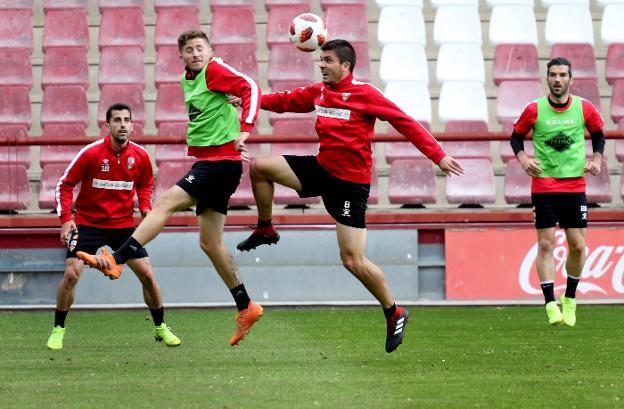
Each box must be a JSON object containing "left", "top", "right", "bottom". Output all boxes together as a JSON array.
[
  {"left": 61, "top": 220, "right": 78, "bottom": 247},
  {"left": 520, "top": 157, "right": 542, "bottom": 177}
]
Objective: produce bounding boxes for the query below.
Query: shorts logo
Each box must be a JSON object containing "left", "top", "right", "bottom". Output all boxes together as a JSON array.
[
  {"left": 127, "top": 157, "right": 135, "bottom": 170},
  {"left": 581, "top": 204, "right": 588, "bottom": 220},
  {"left": 185, "top": 174, "right": 195, "bottom": 184},
  {"left": 342, "top": 200, "right": 351, "bottom": 217},
  {"left": 101, "top": 159, "right": 110, "bottom": 172}
]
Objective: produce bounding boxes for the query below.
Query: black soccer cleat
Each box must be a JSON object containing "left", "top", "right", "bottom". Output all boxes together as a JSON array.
[
  {"left": 385, "top": 307, "right": 409, "bottom": 353},
  {"left": 237, "top": 227, "right": 280, "bottom": 251}
]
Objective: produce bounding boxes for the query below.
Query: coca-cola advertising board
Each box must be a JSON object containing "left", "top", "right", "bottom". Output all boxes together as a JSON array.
[{"left": 446, "top": 228, "right": 624, "bottom": 300}]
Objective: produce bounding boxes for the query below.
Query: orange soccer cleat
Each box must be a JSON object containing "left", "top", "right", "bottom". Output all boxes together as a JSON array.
[
  {"left": 76, "top": 248, "right": 123, "bottom": 280},
  {"left": 230, "top": 301, "right": 264, "bottom": 346}
]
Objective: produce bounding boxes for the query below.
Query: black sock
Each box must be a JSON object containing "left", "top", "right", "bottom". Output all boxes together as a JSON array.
[
  {"left": 383, "top": 303, "right": 397, "bottom": 319},
  {"left": 257, "top": 219, "right": 272, "bottom": 228},
  {"left": 114, "top": 237, "right": 143, "bottom": 264},
  {"left": 540, "top": 281, "right": 556, "bottom": 304},
  {"left": 565, "top": 275, "right": 580, "bottom": 299},
  {"left": 150, "top": 306, "right": 164, "bottom": 326},
  {"left": 230, "top": 284, "right": 251, "bottom": 311},
  {"left": 54, "top": 309, "right": 68, "bottom": 328}
]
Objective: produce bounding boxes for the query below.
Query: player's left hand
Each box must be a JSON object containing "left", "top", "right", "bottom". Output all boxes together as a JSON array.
[
  {"left": 227, "top": 95, "right": 243, "bottom": 108},
  {"left": 235, "top": 132, "right": 250, "bottom": 161},
  {"left": 584, "top": 158, "right": 601, "bottom": 176},
  {"left": 438, "top": 156, "right": 464, "bottom": 176}
]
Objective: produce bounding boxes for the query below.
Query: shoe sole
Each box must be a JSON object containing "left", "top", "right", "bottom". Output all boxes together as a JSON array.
[{"left": 154, "top": 336, "right": 181, "bottom": 347}]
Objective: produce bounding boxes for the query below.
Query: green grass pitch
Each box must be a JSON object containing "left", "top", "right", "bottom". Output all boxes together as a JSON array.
[{"left": 1, "top": 306, "right": 623, "bottom": 409}]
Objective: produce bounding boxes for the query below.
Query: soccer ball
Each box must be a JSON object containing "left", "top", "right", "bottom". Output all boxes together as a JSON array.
[{"left": 288, "top": 13, "right": 327, "bottom": 52}]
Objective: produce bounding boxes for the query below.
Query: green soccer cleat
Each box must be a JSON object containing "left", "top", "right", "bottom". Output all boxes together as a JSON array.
[
  {"left": 545, "top": 301, "right": 563, "bottom": 326},
  {"left": 47, "top": 326, "right": 65, "bottom": 350},
  {"left": 560, "top": 295, "right": 577, "bottom": 327},
  {"left": 154, "top": 323, "right": 181, "bottom": 347}
]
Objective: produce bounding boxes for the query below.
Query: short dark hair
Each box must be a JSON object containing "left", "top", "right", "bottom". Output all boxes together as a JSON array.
[
  {"left": 106, "top": 103, "right": 132, "bottom": 123},
  {"left": 178, "top": 30, "right": 210, "bottom": 51},
  {"left": 321, "top": 39, "right": 356, "bottom": 73},
  {"left": 547, "top": 57, "right": 572, "bottom": 77}
]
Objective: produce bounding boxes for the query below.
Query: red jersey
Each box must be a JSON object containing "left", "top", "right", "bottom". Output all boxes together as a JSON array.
[
  {"left": 56, "top": 135, "right": 153, "bottom": 228},
  {"left": 513, "top": 96, "right": 604, "bottom": 193},
  {"left": 261, "top": 73, "right": 445, "bottom": 184}
]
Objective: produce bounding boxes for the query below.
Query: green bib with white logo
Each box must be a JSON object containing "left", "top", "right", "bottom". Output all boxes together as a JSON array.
[
  {"left": 533, "top": 95, "right": 586, "bottom": 178},
  {"left": 180, "top": 59, "right": 239, "bottom": 147}
]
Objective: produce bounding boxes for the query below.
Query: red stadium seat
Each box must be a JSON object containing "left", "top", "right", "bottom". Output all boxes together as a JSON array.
[
  {"left": 321, "top": 0, "right": 366, "bottom": 9},
  {"left": 443, "top": 120, "right": 490, "bottom": 158},
  {"left": 492, "top": 44, "right": 539, "bottom": 86},
  {"left": 500, "top": 139, "right": 533, "bottom": 162},
  {"left": 550, "top": 44, "right": 597, "bottom": 80},
  {"left": 154, "top": 7, "right": 200, "bottom": 50},
  {"left": 571, "top": 79, "right": 601, "bottom": 111},
  {"left": 446, "top": 158, "right": 496, "bottom": 205},
  {"left": 38, "top": 163, "right": 80, "bottom": 210},
  {"left": 99, "top": 46, "right": 145, "bottom": 89},
  {"left": 615, "top": 120, "right": 624, "bottom": 162},
  {"left": 229, "top": 161, "right": 255, "bottom": 208},
  {"left": 44, "top": 0, "right": 88, "bottom": 12},
  {"left": 42, "top": 10, "right": 88, "bottom": 51},
  {"left": 154, "top": 122, "right": 192, "bottom": 165},
  {"left": 271, "top": 118, "right": 316, "bottom": 137},
  {"left": 0, "top": 125, "right": 31, "bottom": 167},
  {"left": 41, "top": 86, "right": 88, "bottom": 128},
  {"left": 0, "top": 10, "right": 33, "bottom": 52},
  {"left": 606, "top": 44, "right": 624, "bottom": 85},
  {"left": 42, "top": 47, "right": 88, "bottom": 90},
  {"left": 99, "top": 8, "right": 145, "bottom": 50},
  {"left": 503, "top": 158, "right": 531, "bottom": 205},
  {"left": 154, "top": 161, "right": 193, "bottom": 201},
  {"left": 586, "top": 159, "right": 612, "bottom": 204},
  {"left": 385, "top": 142, "right": 425, "bottom": 164},
  {"left": 266, "top": 4, "right": 310, "bottom": 48},
  {"left": 0, "top": 86, "right": 31, "bottom": 128},
  {"left": 100, "top": 0, "right": 144, "bottom": 12},
  {"left": 0, "top": 164, "right": 30, "bottom": 211},
  {"left": 155, "top": 84, "right": 186, "bottom": 128},
  {"left": 621, "top": 164, "right": 624, "bottom": 202},
  {"left": 97, "top": 85, "right": 144, "bottom": 127},
  {"left": 388, "top": 159, "right": 437, "bottom": 206},
  {"left": 269, "top": 143, "right": 321, "bottom": 205},
  {"left": 210, "top": 7, "right": 257, "bottom": 47},
  {"left": 351, "top": 42, "right": 371, "bottom": 82},
  {"left": 611, "top": 80, "right": 624, "bottom": 124},
  {"left": 213, "top": 44, "right": 258, "bottom": 80},
  {"left": 0, "top": 49, "right": 31, "bottom": 89},
  {"left": 268, "top": 81, "right": 316, "bottom": 125},
  {"left": 368, "top": 167, "right": 379, "bottom": 205},
  {"left": 266, "top": 0, "right": 309, "bottom": 8},
  {"left": 39, "top": 124, "right": 85, "bottom": 167},
  {"left": 267, "top": 44, "right": 314, "bottom": 88},
  {"left": 324, "top": 5, "right": 368, "bottom": 44},
  {"left": 496, "top": 80, "right": 542, "bottom": 124},
  {"left": 155, "top": 46, "right": 184, "bottom": 88},
  {"left": 154, "top": 0, "right": 199, "bottom": 11}
]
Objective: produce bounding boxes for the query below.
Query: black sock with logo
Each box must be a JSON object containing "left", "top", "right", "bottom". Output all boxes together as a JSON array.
[
  {"left": 565, "top": 275, "right": 580, "bottom": 299},
  {"left": 230, "top": 284, "right": 251, "bottom": 311},
  {"left": 540, "top": 281, "right": 556, "bottom": 304},
  {"left": 113, "top": 237, "right": 143, "bottom": 264}
]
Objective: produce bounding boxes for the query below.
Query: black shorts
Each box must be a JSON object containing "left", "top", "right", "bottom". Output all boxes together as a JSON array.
[
  {"left": 532, "top": 192, "right": 588, "bottom": 229},
  {"left": 176, "top": 160, "right": 242, "bottom": 215},
  {"left": 284, "top": 155, "right": 370, "bottom": 228},
  {"left": 67, "top": 225, "right": 148, "bottom": 259}
]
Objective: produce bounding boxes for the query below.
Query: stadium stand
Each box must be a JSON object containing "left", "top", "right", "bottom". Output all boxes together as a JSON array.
[
  {"left": 153, "top": 161, "right": 193, "bottom": 201},
  {"left": 0, "top": 10, "right": 33, "bottom": 52},
  {"left": 265, "top": 2, "right": 310, "bottom": 48},
  {"left": 376, "top": 0, "right": 423, "bottom": 6},
  {"left": 155, "top": 45, "right": 184, "bottom": 88},
  {"left": 39, "top": 124, "right": 85, "bottom": 167},
  {"left": 267, "top": 44, "right": 315, "bottom": 89},
  {"left": 379, "top": 44, "right": 428, "bottom": 84},
  {"left": 570, "top": 78, "right": 601, "bottom": 111},
  {"left": 0, "top": 0, "right": 33, "bottom": 11},
  {"left": 431, "top": 0, "right": 478, "bottom": 7},
  {"left": 586, "top": 159, "right": 612, "bottom": 204},
  {"left": 0, "top": 164, "right": 30, "bottom": 211},
  {"left": 377, "top": 6, "right": 426, "bottom": 46},
  {"left": 550, "top": 44, "right": 597, "bottom": 79},
  {"left": 492, "top": 44, "right": 540, "bottom": 85},
  {"left": 213, "top": 44, "right": 259, "bottom": 80},
  {"left": 154, "top": 84, "right": 186, "bottom": 128},
  {"left": 496, "top": 80, "right": 542, "bottom": 124},
  {"left": 503, "top": 158, "right": 531, "bottom": 205},
  {"left": 210, "top": 6, "right": 257, "bottom": 46},
  {"left": 154, "top": 122, "right": 192, "bottom": 165},
  {"left": 612, "top": 81, "right": 624, "bottom": 123},
  {"left": 42, "top": 9, "right": 88, "bottom": 51},
  {"left": 324, "top": 4, "right": 368, "bottom": 45},
  {"left": 154, "top": 6, "right": 201, "bottom": 50},
  {"left": 0, "top": 86, "right": 31, "bottom": 128},
  {"left": 433, "top": 5, "right": 482, "bottom": 46},
  {"left": 544, "top": 5, "right": 594, "bottom": 46},
  {"left": 436, "top": 43, "right": 485, "bottom": 84},
  {"left": 321, "top": 0, "right": 367, "bottom": 8},
  {"left": 384, "top": 81, "right": 431, "bottom": 125},
  {"left": 488, "top": 6, "right": 538, "bottom": 47},
  {"left": 616, "top": 121, "right": 624, "bottom": 162},
  {"left": 0, "top": 125, "right": 30, "bottom": 168},
  {"left": 438, "top": 81, "right": 488, "bottom": 123},
  {"left": 41, "top": 47, "right": 88, "bottom": 90},
  {"left": 154, "top": 0, "right": 199, "bottom": 10},
  {"left": 99, "top": 0, "right": 144, "bottom": 11},
  {"left": 442, "top": 121, "right": 491, "bottom": 158},
  {"left": 97, "top": 85, "right": 144, "bottom": 127},
  {"left": 38, "top": 163, "right": 74, "bottom": 210},
  {"left": 43, "top": 0, "right": 88, "bottom": 12},
  {"left": 210, "top": 0, "right": 255, "bottom": 9},
  {"left": 0, "top": 49, "right": 32, "bottom": 88}
]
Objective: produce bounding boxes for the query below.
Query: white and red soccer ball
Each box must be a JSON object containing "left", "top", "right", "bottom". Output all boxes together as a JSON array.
[{"left": 289, "top": 13, "right": 327, "bottom": 52}]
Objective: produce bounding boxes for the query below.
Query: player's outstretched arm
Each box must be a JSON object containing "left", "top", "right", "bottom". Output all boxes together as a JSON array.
[{"left": 437, "top": 156, "right": 463, "bottom": 176}]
